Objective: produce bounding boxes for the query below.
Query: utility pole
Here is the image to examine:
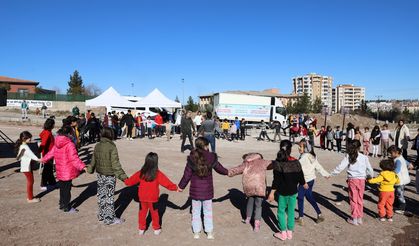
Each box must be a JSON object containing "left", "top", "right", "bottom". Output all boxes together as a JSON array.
[
  {"left": 182, "top": 78, "right": 185, "bottom": 108},
  {"left": 376, "top": 95, "right": 382, "bottom": 123}
]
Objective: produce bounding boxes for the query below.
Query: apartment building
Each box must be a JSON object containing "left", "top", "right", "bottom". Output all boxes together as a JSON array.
[
  {"left": 332, "top": 84, "right": 365, "bottom": 112},
  {"left": 292, "top": 73, "right": 333, "bottom": 108}
]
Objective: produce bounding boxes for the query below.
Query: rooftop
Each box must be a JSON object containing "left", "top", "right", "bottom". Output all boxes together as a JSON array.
[
  {"left": 0, "top": 75, "right": 39, "bottom": 85},
  {"left": 200, "top": 89, "right": 299, "bottom": 98}
]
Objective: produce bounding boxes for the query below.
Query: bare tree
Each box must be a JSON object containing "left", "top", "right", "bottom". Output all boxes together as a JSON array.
[
  {"left": 51, "top": 86, "right": 62, "bottom": 94},
  {"left": 85, "top": 83, "right": 102, "bottom": 96}
]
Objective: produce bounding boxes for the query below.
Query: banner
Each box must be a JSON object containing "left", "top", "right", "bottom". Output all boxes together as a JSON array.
[
  {"left": 215, "top": 104, "right": 270, "bottom": 121},
  {"left": 7, "top": 99, "right": 53, "bottom": 108}
]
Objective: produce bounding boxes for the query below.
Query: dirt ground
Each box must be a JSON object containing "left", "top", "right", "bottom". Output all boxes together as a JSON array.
[{"left": 0, "top": 123, "right": 418, "bottom": 246}]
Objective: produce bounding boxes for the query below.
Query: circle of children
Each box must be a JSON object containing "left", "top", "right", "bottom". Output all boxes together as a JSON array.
[{"left": 15, "top": 108, "right": 418, "bottom": 241}]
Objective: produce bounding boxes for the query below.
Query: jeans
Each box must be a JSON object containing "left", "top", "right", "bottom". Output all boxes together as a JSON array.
[
  {"left": 59, "top": 180, "right": 73, "bottom": 211},
  {"left": 258, "top": 131, "right": 271, "bottom": 141},
  {"left": 240, "top": 127, "right": 246, "bottom": 140},
  {"left": 347, "top": 179, "right": 365, "bottom": 219},
  {"left": 246, "top": 196, "right": 263, "bottom": 220},
  {"left": 97, "top": 174, "right": 116, "bottom": 224},
  {"left": 22, "top": 108, "right": 27, "bottom": 119},
  {"left": 326, "top": 139, "right": 334, "bottom": 150},
  {"left": 336, "top": 139, "right": 342, "bottom": 152},
  {"left": 181, "top": 132, "right": 194, "bottom": 151},
  {"left": 192, "top": 199, "right": 213, "bottom": 233},
  {"left": 204, "top": 134, "right": 216, "bottom": 153},
  {"left": 278, "top": 193, "right": 297, "bottom": 231},
  {"left": 394, "top": 185, "right": 406, "bottom": 210},
  {"left": 297, "top": 179, "right": 321, "bottom": 218},
  {"left": 126, "top": 125, "right": 133, "bottom": 138}
]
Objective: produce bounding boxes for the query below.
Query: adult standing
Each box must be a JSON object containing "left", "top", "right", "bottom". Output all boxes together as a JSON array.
[
  {"left": 234, "top": 117, "right": 240, "bottom": 141},
  {"left": 41, "top": 103, "right": 47, "bottom": 119},
  {"left": 181, "top": 111, "right": 196, "bottom": 153},
  {"left": 121, "top": 110, "right": 135, "bottom": 140},
  {"left": 346, "top": 123, "right": 355, "bottom": 152},
  {"left": 272, "top": 121, "right": 282, "bottom": 143},
  {"left": 21, "top": 100, "right": 29, "bottom": 119},
  {"left": 199, "top": 112, "right": 216, "bottom": 153},
  {"left": 394, "top": 119, "right": 410, "bottom": 159},
  {"left": 240, "top": 118, "right": 246, "bottom": 140},
  {"left": 154, "top": 113, "right": 164, "bottom": 137},
  {"left": 72, "top": 105, "right": 80, "bottom": 116},
  {"left": 193, "top": 111, "right": 203, "bottom": 134},
  {"left": 87, "top": 127, "right": 128, "bottom": 225},
  {"left": 39, "top": 118, "right": 57, "bottom": 190}
]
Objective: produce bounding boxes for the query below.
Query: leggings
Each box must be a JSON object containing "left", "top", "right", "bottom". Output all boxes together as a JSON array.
[
  {"left": 246, "top": 196, "right": 263, "bottom": 220},
  {"left": 23, "top": 171, "right": 34, "bottom": 200},
  {"left": 372, "top": 145, "right": 379, "bottom": 156}
]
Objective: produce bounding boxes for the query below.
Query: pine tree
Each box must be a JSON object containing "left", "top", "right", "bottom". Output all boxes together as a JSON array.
[
  {"left": 175, "top": 95, "right": 180, "bottom": 103},
  {"left": 185, "top": 96, "right": 199, "bottom": 112},
  {"left": 311, "top": 97, "right": 323, "bottom": 113},
  {"left": 294, "top": 93, "right": 312, "bottom": 113},
  {"left": 67, "top": 70, "right": 85, "bottom": 95}
]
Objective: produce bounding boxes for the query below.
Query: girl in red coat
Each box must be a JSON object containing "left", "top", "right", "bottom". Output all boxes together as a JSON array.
[
  {"left": 124, "top": 152, "right": 179, "bottom": 236},
  {"left": 39, "top": 118, "right": 56, "bottom": 190}
]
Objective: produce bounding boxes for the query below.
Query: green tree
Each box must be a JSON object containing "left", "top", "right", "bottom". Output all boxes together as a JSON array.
[
  {"left": 286, "top": 100, "right": 296, "bottom": 114},
  {"left": 311, "top": 97, "right": 322, "bottom": 113},
  {"left": 185, "top": 96, "right": 199, "bottom": 112},
  {"left": 293, "top": 93, "right": 312, "bottom": 113},
  {"left": 0, "top": 82, "right": 11, "bottom": 91},
  {"left": 174, "top": 95, "right": 180, "bottom": 103},
  {"left": 67, "top": 70, "right": 85, "bottom": 95}
]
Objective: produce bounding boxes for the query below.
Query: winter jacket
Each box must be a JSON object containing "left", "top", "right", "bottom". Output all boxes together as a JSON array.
[
  {"left": 368, "top": 170, "right": 400, "bottom": 192},
  {"left": 18, "top": 143, "right": 40, "bottom": 172},
  {"left": 228, "top": 154, "right": 272, "bottom": 197},
  {"left": 394, "top": 156, "right": 411, "bottom": 186},
  {"left": 42, "top": 135, "right": 85, "bottom": 181},
  {"left": 178, "top": 150, "right": 228, "bottom": 200},
  {"left": 394, "top": 125, "right": 410, "bottom": 149},
  {"left": 39, "top": 130, "right": 54, "bottom": 156},
  {"left": 299, "top": 153, "right": 330, "bottom": 182},
  {"left": 371, "top": 130, "right": 381, "bottom": 145},
  {"left": 87, "top": 138, "right": 128, "bottom": 181},
  {"left": 125, "top": 170, "right": 178, "bottom": 203},
  {"left": 271, "top": 157, "right": 306, "bottom": 196},
  {"left": 331, "top": 152, "right": 373, "bottom": 179},
  {"left": 181, "top": 117, "right": 195, "bottom": 134}
]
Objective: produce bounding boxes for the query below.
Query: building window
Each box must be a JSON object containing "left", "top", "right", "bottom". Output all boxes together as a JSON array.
[{"left": 18, "top": 88, "right": 29, "bottom": 97}]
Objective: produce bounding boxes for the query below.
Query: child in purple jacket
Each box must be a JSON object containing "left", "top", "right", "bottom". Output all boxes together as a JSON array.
[{"left": 178, "top": 137, "right": 228, "bottom": 240}]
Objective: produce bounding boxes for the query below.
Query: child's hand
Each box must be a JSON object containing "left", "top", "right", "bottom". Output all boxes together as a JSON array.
[
  {"left": 267, "top": 192, "right": 275, "bottom": 203},
  {"left": 177, "top": 188, "right": 183, "bottom": 192},
  {"left": 303, "top": 183, "right": 309, "bottom": 190},
  {"left": 83, "top": 167, "right": 88, "bottom": 173},
  {"left": 325, "top": 176, "right": 331, "bottom": 179}
]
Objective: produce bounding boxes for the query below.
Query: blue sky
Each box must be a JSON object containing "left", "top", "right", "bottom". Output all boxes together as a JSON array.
[{"left": 1, "top": 0, "right": 418, "bottom": 101}]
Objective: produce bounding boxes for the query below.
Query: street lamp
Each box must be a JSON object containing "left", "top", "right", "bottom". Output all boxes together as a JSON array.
[{"left": 182, "top": 78, "right": 185, "bottom": 108}]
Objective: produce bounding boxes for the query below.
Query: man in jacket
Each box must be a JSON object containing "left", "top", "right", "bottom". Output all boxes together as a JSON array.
[
  {"left": 181, "top": 111, "right": 196, "bottom": 153},
  {"left": 394, "top": 119, "right": 410, "bottom": 159}
]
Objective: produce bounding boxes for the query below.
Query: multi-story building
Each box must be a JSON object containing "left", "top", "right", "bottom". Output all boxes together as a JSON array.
[
  {"left": 333, "top": 84, "right": 365, "bottom": 112},
  {"left": 292, "top": 73, "right": 333, "bottom": 108}
]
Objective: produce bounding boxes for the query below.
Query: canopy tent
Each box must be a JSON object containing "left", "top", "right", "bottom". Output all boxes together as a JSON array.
[
  {"left": 85, "top": 87, "right": 136, "bottom": 108},
  {"left": 135, "top": 88, "right": 181, "bottom": 108}
]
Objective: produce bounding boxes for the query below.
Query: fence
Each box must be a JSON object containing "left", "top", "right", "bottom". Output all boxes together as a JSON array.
[{"left": 7, "top": 92, "right": 94, "bottom": 102}]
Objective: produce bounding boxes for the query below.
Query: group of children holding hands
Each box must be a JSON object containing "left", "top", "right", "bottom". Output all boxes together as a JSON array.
[{"left": 16, "top": 121, "right": 415, "bottom": 241}]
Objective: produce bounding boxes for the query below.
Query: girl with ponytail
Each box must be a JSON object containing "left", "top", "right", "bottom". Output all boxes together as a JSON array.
[
  {"left": 16, "top": 131, "right": 41, "bottom": 203},
  {"left": 330, "top": 140, "right": 373, "bottom": 226},
  {"left": 178, "top": 137, "right": 228, "bottom": 240},
  {"left": 268, "top": 140, "right": 306, "bottom": 241}
]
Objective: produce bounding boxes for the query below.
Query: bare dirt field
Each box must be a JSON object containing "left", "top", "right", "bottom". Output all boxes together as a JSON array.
[{"left": 0, "top": 123, "right": 418, "bottom": 246}]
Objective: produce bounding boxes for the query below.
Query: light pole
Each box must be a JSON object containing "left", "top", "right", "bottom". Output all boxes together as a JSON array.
[
  {"left": 131, "top": 82, "right": 134, "bottom": 96},
  {"left": 182, "top": 78, "right": 185, "bottom": 108},
  {"left": 376, "top": 95, "right": 382, "bottom": 123}
]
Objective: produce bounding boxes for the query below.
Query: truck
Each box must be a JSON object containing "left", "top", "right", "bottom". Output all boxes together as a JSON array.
[{"left": 213, "top": 93, "right": 287, "bottom": 124}]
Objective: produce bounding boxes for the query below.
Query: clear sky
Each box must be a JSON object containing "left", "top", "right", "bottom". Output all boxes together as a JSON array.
[{"left": 1, "top": 0, "right": 418, "bottom": 101}]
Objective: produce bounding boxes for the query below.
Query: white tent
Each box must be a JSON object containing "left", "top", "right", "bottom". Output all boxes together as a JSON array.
[
  {"left": 135, "top": 88, "right": 181, "bottom": 108},
  {"left": 85, "top": 87, "right": 135, "bottom": 108}
]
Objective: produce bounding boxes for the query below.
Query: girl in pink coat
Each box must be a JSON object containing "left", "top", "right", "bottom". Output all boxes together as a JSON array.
[
  {"left": 42, "top": 125, "right": 86, "bottom": 213},
  {"left": 228, "top": 153, "right": 272, "bottom": 232}
]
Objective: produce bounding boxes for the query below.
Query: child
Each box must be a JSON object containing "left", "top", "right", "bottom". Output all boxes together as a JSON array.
[
  {"left": 296, "top": 139, "right": 330, "bottom": 225},
  {"left": 16, "top": 131, "right": 41, "bottom": 203},
  {"left": 362, "top": 127, "right": 371, "bottom": 156},
  {"left": 267, "top": 140, "right": 306, "bottom": 241},
  {"left": 317, "top": 126, "right": 326, "bottom": 150},
  {"left": 229, "top": 121, "right": 238, "bottom": 141},
  {"left": 368, "top": 159, "right": 400, "bottom": 221},
  {"left": 258, "top": 120, "right": 271, "bottom": 141},
  {"left": 228, "top": 153, "right": 272, "bottom": 232},
  {"left": 326, "top": 126, "right": 334, "bottom": 151},
  {"left": 178, "top": 137, "right": 228, "bottom": 240},
  {"left": 164, "top": 120, "right": 172, "bottom": 141},
  {"left": 145, "top": 116, "right": 154, "bottom": 139},
  {"left": 330, "top": 140, "right": 373, "bottom": 225},
  {"left": 334, "top": 126, "right": 343, "bottom": 152},
  {"left": 307, "top": 124, "right": 317, "bottom": 148},
  {"left": 124, "top": 152, "right": 178, "bottom": 235},
  {"left": 221, "top": 119, "right": 230, "bottom": 139},
  {"left": 380, "top": 124, "right": 393, "bottom": 158},
  {"left": 388, "top": 145, "right": 413, "bottom": 214},
  {"left": 41, "top": 126, "right": 87, "bottom": 213},
  {"left": 370, "top": 125, "right": 381, "bottom": 157},
  {"left": 39, "top": 118, "right": 57, "bottom": 190}
]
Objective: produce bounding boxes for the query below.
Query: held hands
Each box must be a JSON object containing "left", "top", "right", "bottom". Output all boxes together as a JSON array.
[
  {"left": 267, "top": 191, "right": 275, "bottom": 203},
  {"left": 303, "top": 183, "right": 309, "bottom": 190},
  {"left": 177, "top": 188, "right": 183, "bottom": 192}
]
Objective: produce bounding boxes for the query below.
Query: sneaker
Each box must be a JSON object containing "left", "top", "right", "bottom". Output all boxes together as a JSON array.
[
  {"left": 379, "top": 217, "right": 386, "bottom": 222},
  {"left": 154, "top": 229, "right": 161, "bottom": 235},
  {"left": 40, "top": 186, "right": 47, "bottom": 191},
  {"left": 110, "top": 218, "right": 125, "bottom": 225},
  {"left": 138, "top": 230, "right": 145, "bottom": 235},
  {"left": 387, "top": 217, "right": 393, "bottom": 222},
  {"left": 254, "top": 220, "right": 261, "bottom": 232},
  {"left": 27, "top": 198, "right": 41, "bottom": 203},
  {"left": 316, "top": 214, "right": 325, "bottom": 223},
  {"left": 207, "top": 232, "right": 214, "bottom": 240},
  {"left": 193, "top": 232, "right": 200, "bottom": 239},
  {"left": 64, "top": 207, "right": 79, "bottom": 214},
  {"left": 357, "top": 218, "right": 363, "bottom": 225},
  {"left": 242, "top": 217, "right": 250, "bottom": 224},
  {"left": 296, "top": 217, "right": 304, "bottom": 226},
  {"left": 274, "top": 231, "right": 287, "bottom": 241},
  {"left": 346, "top": 218, "right": 358, "bottom": 226},
  {"left": 395, "top": 210, "right": 405, "bottom": 215},
  {"left": 286, "top": 230, "right": 293, "bottom": 240}
]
